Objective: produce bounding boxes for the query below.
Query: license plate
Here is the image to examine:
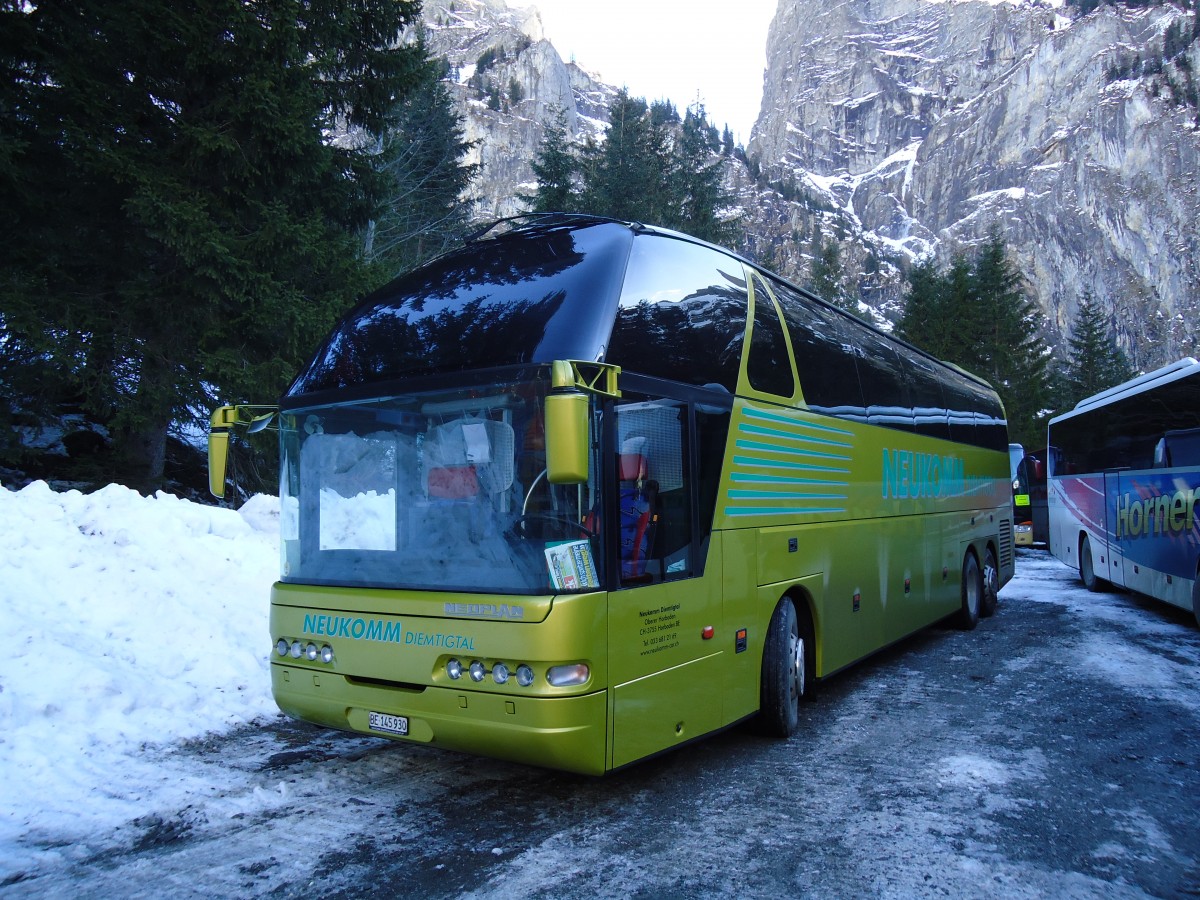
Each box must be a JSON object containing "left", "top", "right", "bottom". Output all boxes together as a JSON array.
[{"left": 368, "top": 711, "right": 409, "bottom": 736}]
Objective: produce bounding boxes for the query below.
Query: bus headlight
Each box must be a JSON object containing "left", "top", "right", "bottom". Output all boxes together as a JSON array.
[
  {"left": 516, "top": 665, "right": 535, "bottom": 687},
  {"left": 446, "top": 658, "right": 463, "bottom": 680},
  {"left": 320, "top": 645, "right": 334, "bottom": 664},
  {"left": 469, "top": 661, "right": 487, "bottom": 682},
  {"left": 290, "top": 640, "right": 303, "bottom": 659},
  {"left": 492, "top": 662, "right": 510, "bottom": 684},
  {"left": 547, "top": 663, "right": 589, "bottom": 686},
  {"left": 305, "top": 642, "right": 319, "bottom": 661},
  {"left": 276, "top": 638, "right": 289, "bottom": 657}
]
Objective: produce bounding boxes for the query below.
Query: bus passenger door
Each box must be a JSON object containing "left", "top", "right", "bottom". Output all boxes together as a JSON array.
[
  {"left": 605, "top": 394, "right": 726, "bottom": 769},
  {"left": 1103, "top": 469, "right": 1126, "bottom": 587}
]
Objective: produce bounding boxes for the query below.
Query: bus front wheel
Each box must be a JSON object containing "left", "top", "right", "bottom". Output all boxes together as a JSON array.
[
  {"left": 1080, "top": 535, "right": 1105, "bottom": 592},
  {"left": 759, "top": 598, "right": 811, "bottom": 737},
  {"left": 957, "top": 551, "right": 981, "bottom": 630}
]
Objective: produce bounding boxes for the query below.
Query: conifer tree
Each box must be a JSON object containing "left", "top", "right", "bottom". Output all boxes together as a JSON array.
[
  {"left": 1062, "top": 292, "right": 1135, "bottom": 406},
  {"left": 579, "top": 90, "right": 672, "bottom": 222},
  {"left": 367, "top": 49, "right": 479, "bottom": 278},
  {"left": 809, "top": 239, "right": 852, "bottom": 314},
  {"left": 898, "top": 257, "right": 955, "bottom": 358},
  {"left": 962, "top": 230, "right": 1050, "bottom": 446},
  {"left": 528, "top": 107, "right": 581, "bottom": 213},
  {"left": 0, "top": 0, "right": 424, "bottom": 486},
  {"left": 667, "top": 104, "right": 736, "bottom": 245},
  {"left": 897, "top": 230, "right": 1051, "bottom": 447},
  {"left": 527, "top": 92, "right": 735, "bottom": 244}
]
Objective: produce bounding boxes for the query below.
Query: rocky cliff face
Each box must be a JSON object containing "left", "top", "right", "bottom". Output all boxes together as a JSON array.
[
  {"left": 421, "top": 0, "right": 1198, "bottom": 369},
  {"left": 419, "top": 0, "right": 616, "bottom": 217},
  {"left": 750, "top": 0, "right": 1200, "bottom": 368}
]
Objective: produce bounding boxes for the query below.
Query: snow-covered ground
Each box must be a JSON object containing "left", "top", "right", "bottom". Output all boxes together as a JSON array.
[
  {"left": 2, "top": 480, "right": 1198, "bottom": 894},
  {"left": 0, "top": 481, "right": 281, "bottom": 879}
]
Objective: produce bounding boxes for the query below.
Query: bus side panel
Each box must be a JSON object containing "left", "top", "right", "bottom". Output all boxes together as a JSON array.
[
  {"left": 754, "top": 519, "right": 887, "bottom": 676},
  {"left": 721, "top": 528, "right": 767, "bottom": 719},
  {"left": 752, "top": 513, "right": 1001, "bottom": 680},
  {"left": 1048, "top": 473, "right": 1107, "bottom": 573},
  {"left": 1107, "top": 467, "right": 1200, "bottom": 611},
  {"left": 610, "top": 653, "right": 725, "bottom": 769},
  {"left": 607, "top": 534, "right": 729, "bottom": 768}
]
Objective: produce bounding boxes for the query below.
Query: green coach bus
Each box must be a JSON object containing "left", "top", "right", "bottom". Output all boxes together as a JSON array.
[{"left": 210, "top": 214, "right": 1013, "bottom": 775}]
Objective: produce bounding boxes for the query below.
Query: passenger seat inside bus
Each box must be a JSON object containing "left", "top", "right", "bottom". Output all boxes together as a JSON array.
[{"left": 619, "top": 437, "right": 659, "bottom": 583}]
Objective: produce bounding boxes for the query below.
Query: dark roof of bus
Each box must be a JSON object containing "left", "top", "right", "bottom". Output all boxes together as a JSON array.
[{"left": 466, "top": 213, "right": 998, "bottom": 394}]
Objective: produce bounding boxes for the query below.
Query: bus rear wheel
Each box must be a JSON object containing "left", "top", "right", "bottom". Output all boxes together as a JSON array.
[
  {"left": 1080, "top": 534, "right": 1105, "bottom": 592},
  {"left": 957, "top": 551, "right": 981, "bottom": 630},
  {"left": 1192, "top": 568, "right": 1200, "bottom": 628},
  {"left": 759, "top": 598, "right": 810, "bottom": 737},
  {"left": 981, "top": 546, "right": 999, "bottom": 618}
]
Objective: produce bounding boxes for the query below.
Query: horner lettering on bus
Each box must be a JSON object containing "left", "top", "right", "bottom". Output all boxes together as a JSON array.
[{"left": 1116, "top": 487, "right": 1200, "bottom": 538}]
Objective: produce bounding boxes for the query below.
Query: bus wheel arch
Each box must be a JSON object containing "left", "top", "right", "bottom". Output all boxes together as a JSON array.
[
  {"left": 957, "top": 548, "right": 982, "bottom": 630},
  {"left": 758, "top": 593, "right": 815, "bottom": 737},
  {"left": 980, "top": 542, "right": 1000, "bottom": 618},
  {"left": 1192, "top": 560, "right": 1200, "bottom": 628}
]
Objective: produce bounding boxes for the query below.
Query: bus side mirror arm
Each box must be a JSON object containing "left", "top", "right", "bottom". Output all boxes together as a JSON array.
[
  {"left": 208, "top": 404, "right": 279, "bottom": 499},
  {"left": 545, "top": 361, "right": 620, "bottom": 485}
]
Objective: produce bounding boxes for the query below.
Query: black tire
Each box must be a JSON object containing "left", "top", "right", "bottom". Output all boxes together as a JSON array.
[
  {"left": 759, "top": 599, "right": 810, "bottom": 737},
  {"left": 957, "top": 551, "right": 981, "bottom": 630},
  {"left": 981, "top": 545, "right": 999, "bottom": 618},
  {"left": 1080, "top": 534, "right": 1104, "bottom": 592}
]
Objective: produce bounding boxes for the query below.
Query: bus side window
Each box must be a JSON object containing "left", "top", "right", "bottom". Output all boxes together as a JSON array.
[
  {"left": 770, "top": 278, "right": 866, "bottom": 417},
  {"left": 1154, "top": 437, "right": 1170, "bottom": 468},
  {"left": 746, "top": 275, "right": 796, "bottom": 398}
]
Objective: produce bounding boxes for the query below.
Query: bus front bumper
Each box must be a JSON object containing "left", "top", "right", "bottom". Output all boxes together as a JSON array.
[{"left": 271, "top": 662, "right": 609, "bottom": 775}]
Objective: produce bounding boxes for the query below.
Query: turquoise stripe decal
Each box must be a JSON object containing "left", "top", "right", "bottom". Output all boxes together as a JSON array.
[
  {"left": 731, "top": 473, "right": 848, "bottom": 486},
  {"left": 735, "top": 439, "right": 850, "bottom": 462},
  {"left": 725, "top": 407, "right": 855, "bottom": 516},
  {"left": 732, "top": 455, "right": 850, "bottom": 475},
  {"left": 728, "top": 490, "right": 847, "bottom": 500},
  {"left": 743, "top": 407, "right": 853, "bottom": 436},
  {"left": 739, "top": 423, "right": 852, "bottom": 448},
  {"left": 724, "top": 506, "right": 847, "bottom": 517}
]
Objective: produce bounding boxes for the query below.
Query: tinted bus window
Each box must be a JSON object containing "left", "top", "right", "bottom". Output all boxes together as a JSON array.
[
  {"left": 852, "top": 327, "right": 914, "bottom": 432},
  {"left": 906, "top": 353, "right": 951, "bottom": 441},
  {"left": 607, "top": 236, "right": 748, "bottom": 392},
  {"left": 770, "top": 278, "right": 865, "bottom": 417},
  {"left": 746, "top": 275, "right": 796, "bottom": 397}
]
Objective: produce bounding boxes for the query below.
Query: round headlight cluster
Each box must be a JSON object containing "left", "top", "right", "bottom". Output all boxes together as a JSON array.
[
  {"left": 275, "top": 637, "right": 334, "bottom": 665},
  {"left": 446, "top": 658, "right": 538, "bottom": 687}
]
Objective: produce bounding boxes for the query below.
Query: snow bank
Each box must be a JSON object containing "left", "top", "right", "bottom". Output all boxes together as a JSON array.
[{"left": 0, "top": 481, "right": 280, "bottom": 866}]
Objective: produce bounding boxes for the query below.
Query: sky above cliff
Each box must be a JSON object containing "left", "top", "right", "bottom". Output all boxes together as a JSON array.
[{"left": 530, "top": 0, "right": 778, "bottom": 143}]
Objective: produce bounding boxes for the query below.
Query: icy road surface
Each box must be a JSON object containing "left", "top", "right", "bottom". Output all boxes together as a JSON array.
[{"left": 6, "top": 550, "right": 1200, "bottom": 898}]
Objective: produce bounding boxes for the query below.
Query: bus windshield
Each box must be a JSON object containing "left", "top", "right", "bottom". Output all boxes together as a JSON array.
[
  {"left": 288, "top": 222, "right": 633, "bottom": 395},
  {"left": 279, "top": 372, "right": 603, "bottom": 595}
]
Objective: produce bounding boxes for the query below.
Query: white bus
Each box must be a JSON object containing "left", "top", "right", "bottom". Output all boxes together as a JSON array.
[{"left": 1047, "top": 358, "right": 1200, "bottom": 625}]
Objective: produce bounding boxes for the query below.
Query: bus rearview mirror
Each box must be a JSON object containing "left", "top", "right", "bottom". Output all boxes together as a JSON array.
[
  {"left": 208, "top": 405, "right": 239, "bottom": 499},
  {"left": 208, "top": 429, "right": 230, "bottom": 498},
  {"left": 545, "top": 391, "right": 589, "bottom": 484}
]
